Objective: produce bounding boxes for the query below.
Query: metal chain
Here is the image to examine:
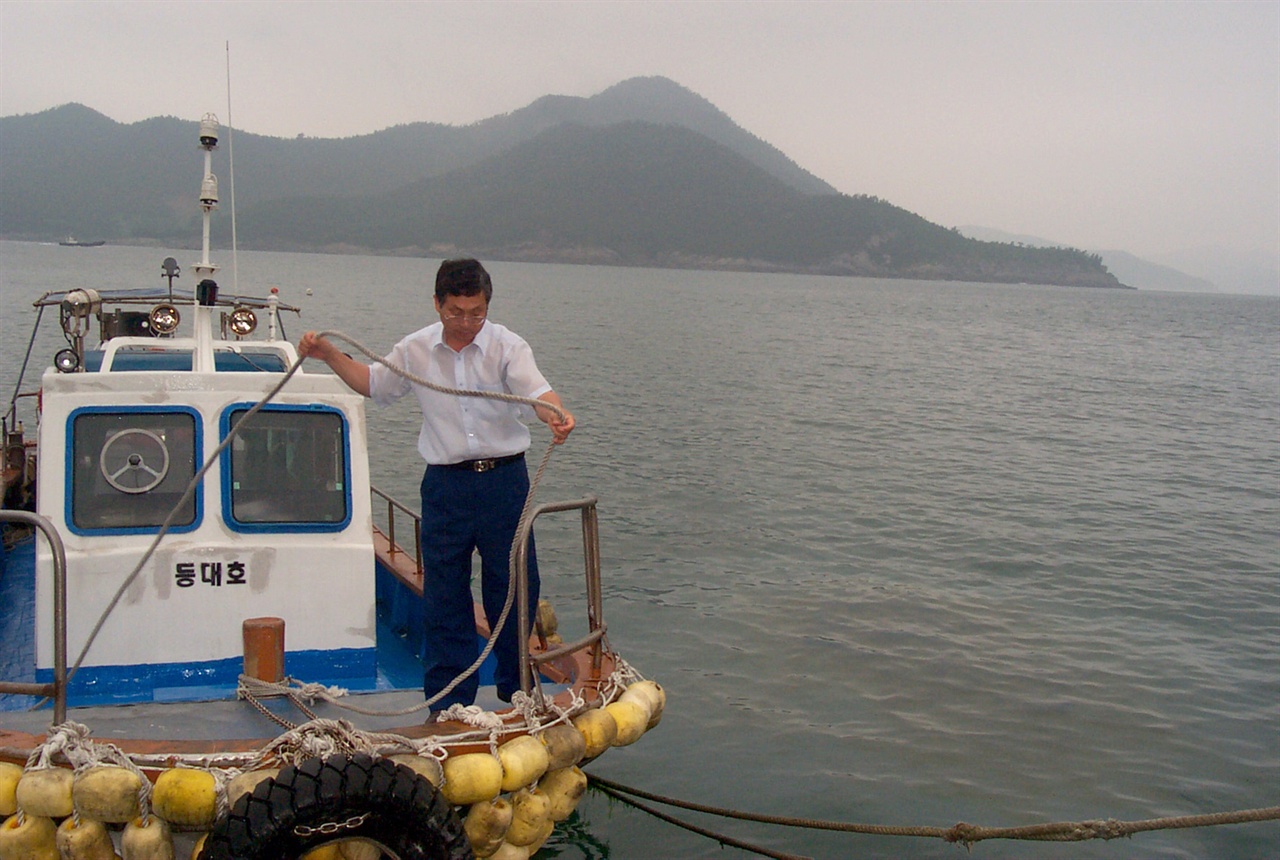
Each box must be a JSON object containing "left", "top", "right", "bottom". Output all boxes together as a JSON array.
[{"left": 293, "top": 811, "right": 372, "bottom": 838}]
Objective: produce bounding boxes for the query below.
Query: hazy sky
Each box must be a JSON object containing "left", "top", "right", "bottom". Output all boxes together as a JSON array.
[{"left": 2, "top": 0, "right": 1277, "bottom": 264}]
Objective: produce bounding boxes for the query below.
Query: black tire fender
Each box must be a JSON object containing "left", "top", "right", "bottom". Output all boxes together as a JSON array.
[{"left": 199, "top": 752, "right": 474, "bottom": 860}]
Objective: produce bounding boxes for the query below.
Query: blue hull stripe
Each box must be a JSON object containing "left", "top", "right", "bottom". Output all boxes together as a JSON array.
[{"left": 31, "top": 647, "right": 378, "bottom": 706}]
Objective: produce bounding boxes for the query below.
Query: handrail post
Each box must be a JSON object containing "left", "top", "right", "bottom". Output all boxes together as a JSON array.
[
  {"left": 514, "top": 515, "right": 534, "bottom": 695},
  {"left": 386, "top": 496, "right": 395, "bottom": 555},
  {"left": 414, "top": 519, "right": 423, "bottom": 576},
  {"left": 0, "top": 510, "right": 68, "bottom": 724},
  {"left": 582, "top": 502, "right": 604, "bottom": 671}
]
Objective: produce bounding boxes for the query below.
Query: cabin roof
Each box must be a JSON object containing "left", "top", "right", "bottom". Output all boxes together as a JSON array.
[{"left": 33, "top": 287, "right": 301, "bottom": 313}]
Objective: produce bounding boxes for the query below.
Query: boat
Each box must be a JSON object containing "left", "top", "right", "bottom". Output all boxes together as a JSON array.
[
  {"left": 57, "top": 237, "right": 106, "bottom": 247},
  {"left": 1, "top": 113, "right": 662, "bottom": 859}
]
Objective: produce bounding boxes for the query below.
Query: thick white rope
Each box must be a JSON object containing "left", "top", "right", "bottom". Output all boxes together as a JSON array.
[{"left": 67, "top": 328, "right": 564, "bottom": 719}]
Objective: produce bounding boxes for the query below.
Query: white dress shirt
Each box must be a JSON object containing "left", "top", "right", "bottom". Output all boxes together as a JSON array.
[{"left": 368, "top": 320, "right": 552, "bottom": 465}]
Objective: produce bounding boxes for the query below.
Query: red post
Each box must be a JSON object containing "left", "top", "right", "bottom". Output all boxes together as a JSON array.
[{"left": 243, "top": 617, "right": 285, "bottom": 683}]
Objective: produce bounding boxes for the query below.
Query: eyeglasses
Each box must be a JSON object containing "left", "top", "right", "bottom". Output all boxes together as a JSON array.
[{"left": 441, "top": 311, "right": 488, "bottom": 325}]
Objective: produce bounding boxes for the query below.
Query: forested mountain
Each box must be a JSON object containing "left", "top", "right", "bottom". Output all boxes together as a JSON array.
[
  {"left": 0, "top": 77, "right": 1126, "bottom": 288},
  {"left": 239, "top": 122, "right": 1118, "bottom": 286}
]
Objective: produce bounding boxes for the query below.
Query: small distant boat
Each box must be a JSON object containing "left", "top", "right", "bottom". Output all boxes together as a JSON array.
[{"left": 58, "top": 236, "right": 106, "bottom": 247}]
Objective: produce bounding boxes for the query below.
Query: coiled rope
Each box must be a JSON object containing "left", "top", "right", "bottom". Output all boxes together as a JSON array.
[{"left": 586, "top": 772, "right": 1279, "bottom": 855}]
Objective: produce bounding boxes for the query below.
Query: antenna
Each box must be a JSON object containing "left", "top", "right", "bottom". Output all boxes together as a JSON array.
[{"left": 226, "top": 41, "right": 239, "bottom": 294}]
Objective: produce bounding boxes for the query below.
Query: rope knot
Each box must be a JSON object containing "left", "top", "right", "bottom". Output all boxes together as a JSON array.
[
  {"left": 437, "top": 704, "right": 506, "bottom": 730},
  {"left": 1075, "top": 818, "right": 1128, "bottom": 841},
  {"left": 944, "top": 822, "right": 981, "bottom": 846}
]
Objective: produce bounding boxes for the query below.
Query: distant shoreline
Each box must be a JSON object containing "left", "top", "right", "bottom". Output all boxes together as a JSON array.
[{"left": 1, "top": 236, "right": 1136, "bottom": 290}]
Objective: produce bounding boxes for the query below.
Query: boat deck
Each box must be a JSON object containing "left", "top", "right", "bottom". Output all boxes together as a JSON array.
[
  {"left": 0, "top": 528, "right": 37, "bottom": 706},
  {"left": 0, "top": 685, "right": 509, "bottom": 743},
  {"left": 3, "top": 530, "right": 572, "bottom": 761}
]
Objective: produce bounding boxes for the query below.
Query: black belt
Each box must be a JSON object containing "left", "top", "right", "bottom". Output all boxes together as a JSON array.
[{"left": 436, "top": 452, "right": 524, "bottom": 472}]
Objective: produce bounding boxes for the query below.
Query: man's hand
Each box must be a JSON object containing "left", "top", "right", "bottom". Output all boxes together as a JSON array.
[
  {"left": 297, "top": 331, "right": 372, "bottom": 397},
  {"left": 548, "top": 409, "right": 575, "bottom": 444},
  {"left": 299, "top": 331, "right": 336, "bottom": 361},
  {"left": 536, "top": 392, "right": 575, "bottom": 444}
]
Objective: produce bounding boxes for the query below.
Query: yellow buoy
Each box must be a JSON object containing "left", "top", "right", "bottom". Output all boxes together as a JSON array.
[
  {"left": 298, "top": 845, "right": 343, "bottom": 860},
  {"left": 337, "top": 839, "right": 382, "bottom": 860},
  {"left": 463, "top": 797, "right": 513, "bottom": 858},
  {"left": 571, "top": 708, "right": 618, "bottom": 761},
  {"left": 604, "top": 699, "right": 649, "bottom": 746},
  {"left": 74, "top": 765, "right": 143, "bottom": 824},
  {"left": 525, "top": 814, "right": 556, "bottom": 856},
  {"left": 388, "top": 754, "right": 443, "bottom": 788},
  {"left": 0, "top": 813, "right": 60, "bottom": 860},
  {"left": 302, "top": 838, "right": 381, "bottom": 860},
  {"left": 56, "top": 815, "right": 117, "bottom": 859},
  {"left": 487, "top": 842, "right": 529, "bottom": 860},
  {"left": 224, "top": 768, "right": 280, "bottom": 810},
  {"left": 503, "top": 788, "right": 551, "bottom": 847},
  {"left": 539, "top": 766, "right": 587, "bottom": 821},
  {"left": 14, "top": 768, "right": 75, "bottom": 819},
  {"left": 497, "top": 736, "right": 550, "bottom": 793},
  {"left": 0, "top": 762, "right": 23, "bottom": 817},
  {"left": 536, "top": 599, "right": 558, "bottom": 637},
  {"left": 440, "top": 753, "right": 503, "bottom": 806},
  {"left": 537, "top": 724, "right": 586, "bottom": 771},
  {"left": 619, "top": 679, "right": 666, "bottom": 729},
  {"left": 152, "top": 769, "right": 217, "bottom": 829},
  {"left": 121, "top": 815, "right": 175, "bottom": 860}
]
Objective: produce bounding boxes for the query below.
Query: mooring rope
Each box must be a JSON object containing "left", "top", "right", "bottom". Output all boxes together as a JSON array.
[
  {"left": 585, "top": 773, "right": 1279, "bottom": 850},
  {"left": 589, "top": 777, "right": 812, "bottom": 860}
]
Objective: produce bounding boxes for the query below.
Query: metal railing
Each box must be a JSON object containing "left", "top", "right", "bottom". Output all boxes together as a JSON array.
[
  {"left": 371, "top": 485, "right": 422, "bottom": 575},
  {"left": 0, "top": 510, "right": 68, "bottom": 724},
  {"left": 515, "top": 496, "right": 606, "bottom": 695},
  {"left": 371, "top": 487, "right": 606, "bottom": 700}
]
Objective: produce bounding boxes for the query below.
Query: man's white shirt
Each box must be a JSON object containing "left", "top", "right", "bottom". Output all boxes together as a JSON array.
[{"left": 369, "top": 321, "right": 552, "bottom": 465}]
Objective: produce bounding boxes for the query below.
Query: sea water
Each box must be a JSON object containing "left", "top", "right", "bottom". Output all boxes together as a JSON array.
[{"left": 1, "top": 241, "right": 1276, "bottom": 859}]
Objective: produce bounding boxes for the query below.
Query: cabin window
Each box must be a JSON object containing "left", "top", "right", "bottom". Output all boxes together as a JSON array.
[
  {"left": 68, "top": 408, "right": 201, "bottom": 533},
  {"left": 221, "top": 405, "right": 351, "bottom": 531}
]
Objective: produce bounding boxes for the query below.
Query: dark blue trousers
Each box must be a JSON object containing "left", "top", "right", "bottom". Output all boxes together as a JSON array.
[{"left": 419, "top": 456, "right": 539, "bottom": 708}]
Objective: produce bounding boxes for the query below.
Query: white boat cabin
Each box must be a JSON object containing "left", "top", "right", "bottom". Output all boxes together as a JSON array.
[{"left": 33, "top": 289, "right": 378, "bottom": 704}]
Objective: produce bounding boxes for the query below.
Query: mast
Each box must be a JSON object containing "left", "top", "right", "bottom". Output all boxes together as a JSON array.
[{"left": 192, "top": 114, "right": 221, "bottom": 373}]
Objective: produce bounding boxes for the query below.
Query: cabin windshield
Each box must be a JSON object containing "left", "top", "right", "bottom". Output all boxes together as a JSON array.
[
  {"left": 68, "top": 408, "right": 201, "bottom": 533},
  {"left": 222, "top": 406, "right": 350, "bottom": 530}
]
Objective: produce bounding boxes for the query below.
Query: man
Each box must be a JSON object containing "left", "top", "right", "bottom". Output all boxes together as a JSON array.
[{"left": 299, "top": 258, "right": 574, "bottom": 710}]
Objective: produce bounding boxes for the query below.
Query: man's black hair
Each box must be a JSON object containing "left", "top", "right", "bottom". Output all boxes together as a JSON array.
[{"left": 435, "top": 258, "right": 493, "bottom": 303}]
